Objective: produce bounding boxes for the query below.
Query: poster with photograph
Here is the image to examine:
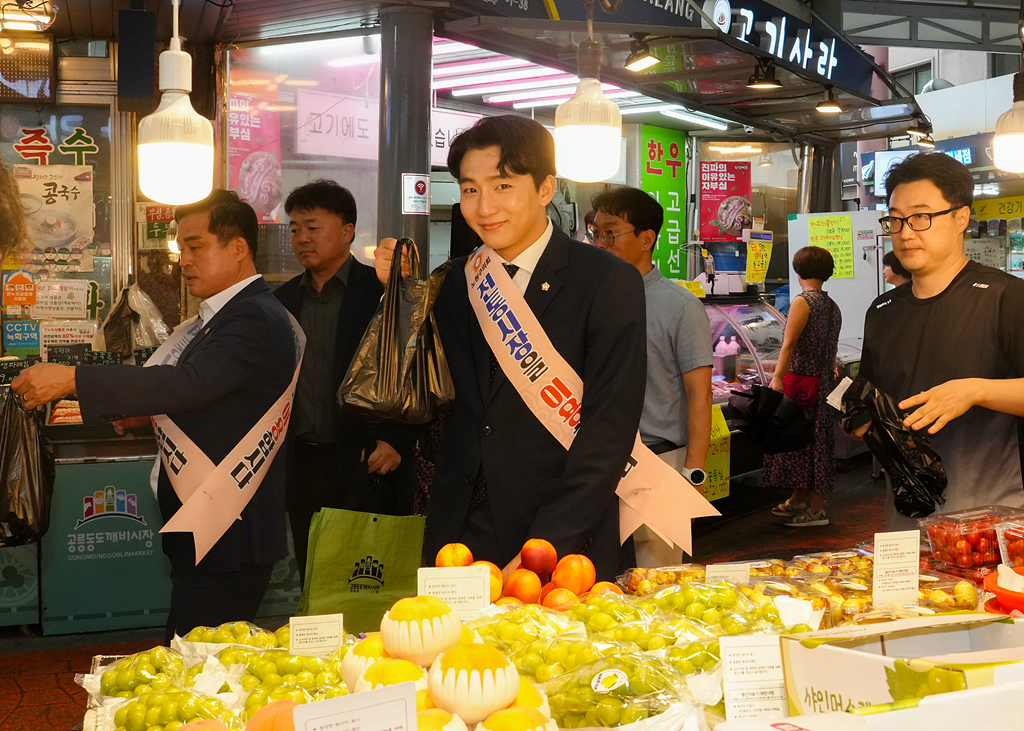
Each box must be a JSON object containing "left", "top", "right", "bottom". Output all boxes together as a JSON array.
[
  {"left": 227, "top": 91, "right": 282, "bottom": 223},
  {"left": 699, "top": 161, "right": 752, "bottom": 242},
  {"left": 13, "top": 165, "right": 95, "bottom": 276}
]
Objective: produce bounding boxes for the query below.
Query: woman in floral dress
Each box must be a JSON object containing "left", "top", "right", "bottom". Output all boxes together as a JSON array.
[{"left": 765, "top": 246, "right": 843, "bottom": 526}]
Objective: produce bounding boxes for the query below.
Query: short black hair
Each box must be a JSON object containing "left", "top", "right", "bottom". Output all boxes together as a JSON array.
[
  {"left": 284, "top": 178, "right": 358, "bottom": 227},
  {"left": 591, "top": 187, "right": 665, "bottom": 238},
  {"left": 883, "top": 152, "right": 973, "bottom": 210},
  {"left": 793, "top": 246, "right": 835, "bottom": 281},
  {"left": 882, "top": 250, "right": 911, "bottom": 279},
  {"left": 175, "top": 189, "right": 259, "bottom": 258},
  {"left": 447, "top": 115, "right": 555, "bottom": 190}
]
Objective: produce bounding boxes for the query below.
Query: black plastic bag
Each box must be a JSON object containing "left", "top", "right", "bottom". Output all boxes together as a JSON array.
[
  {"left": 98, "top": 284, "right": 170, "bottom": 360},
  {"left": 839, "top": 377, "right": 946, "bottom": 518},
  {"left": 728, "top": 385, "right": 814, "bottom": 454},
  {"left": 0, "top": 394, "right": 55, "bottom": 546},
  {"left": 338, "top": 239, "right": 454, "bottom": 424}
]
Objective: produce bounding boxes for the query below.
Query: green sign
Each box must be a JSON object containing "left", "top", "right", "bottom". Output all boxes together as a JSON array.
[{"left": 640, "top": 125, "right": 688, "bottom": 280}]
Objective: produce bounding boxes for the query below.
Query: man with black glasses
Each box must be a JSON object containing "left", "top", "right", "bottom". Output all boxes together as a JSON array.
[{"left": 857, "top": 152, "right": 1024, "bottom": 529}]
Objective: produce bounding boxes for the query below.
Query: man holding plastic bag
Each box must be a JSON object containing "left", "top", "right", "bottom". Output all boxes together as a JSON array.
[
  {"left": 375, "top": 116, "right": 649, "bottom": 579},
  {"left": 12, "top": 191, "right": 301, "bottom": 643}
]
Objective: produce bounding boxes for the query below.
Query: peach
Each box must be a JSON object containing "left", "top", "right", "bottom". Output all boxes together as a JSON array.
[
  {"left": 503, "top": 568, "right": 542, "bottom": 604},
  {"left": 495, "top": 596, "right": 523, "bottom": 606},
  {"left": 521, "top": 539, "right": 557, "bottom": 581},
  {"left": 473, "top": 560, "right": 504, "bottom": 603},
  {"left": 436, "top": 543, "right": 474, "bottom": 567},
  {"left": 538, "top": 582, "right": 555, "bottom": 604},
  {"left": 540, "top": 587, "right": 579, "bottom": 611},
  {"left": 552, "top": 554, "right": 596, "bottom": 595},
  {"left": 589, "top": 581, "right": 623, "bottom": 595}
]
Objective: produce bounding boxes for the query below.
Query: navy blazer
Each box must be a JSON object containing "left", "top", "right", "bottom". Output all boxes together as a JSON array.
[
  {"left": 77, "top": 278, "right": 297, "bottom": 574},
  {"left": 426, "top": 228, "right": 647, "bottom": 580},
  {"left": 273, "top": 257, "right": 415, "bottom": 468}
]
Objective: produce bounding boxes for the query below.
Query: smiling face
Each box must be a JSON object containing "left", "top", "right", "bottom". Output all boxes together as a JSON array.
[
  {"left": 457, "top": 145, "right": 555, "bottom": 261},
  {"left": 289, "top": 207, "right": 353, "bottom": 276},
  {"left": 177, "top": 211, "right": 251, "bottom": 299},
  {"left": 887, "top": 179, "right": 970, "bottom": 279}
]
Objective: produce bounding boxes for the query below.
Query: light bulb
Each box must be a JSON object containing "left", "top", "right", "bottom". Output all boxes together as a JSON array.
[
  {"left": 554, "top": 41, "right": 621, "bottom": 183},
  {"left": 995, "top": 93, "right": 1024, "bottom": 173}
]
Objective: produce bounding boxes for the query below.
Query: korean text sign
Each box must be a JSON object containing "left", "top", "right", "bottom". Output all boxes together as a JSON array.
[
  {"left": 700, "top": 161, "right": 751, "bottom": 242},
  {"left": 640, "top": 125, "right": 687, "bottom": 279},
  {"left": 807, "top": 215, "right": 854, "bottom": 278}
]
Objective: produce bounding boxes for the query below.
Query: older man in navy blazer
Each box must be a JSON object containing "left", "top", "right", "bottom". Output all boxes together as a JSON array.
[{"left": 13, "top": 191, "right": 298, "bottom": 643}]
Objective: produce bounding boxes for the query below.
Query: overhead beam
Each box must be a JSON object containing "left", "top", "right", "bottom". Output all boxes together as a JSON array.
[{"left": 842, "top": 0, "right": 1020, "bottom": 52}]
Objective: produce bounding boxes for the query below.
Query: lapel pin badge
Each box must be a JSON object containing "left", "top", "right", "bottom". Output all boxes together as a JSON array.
[{"left": 541, "top": 282, "right": 550, "bottom": 291}]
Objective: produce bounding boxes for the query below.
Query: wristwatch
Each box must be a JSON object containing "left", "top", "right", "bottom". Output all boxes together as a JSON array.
[{"left": 681, "top": 467, "right": 707, "bottom": 486}]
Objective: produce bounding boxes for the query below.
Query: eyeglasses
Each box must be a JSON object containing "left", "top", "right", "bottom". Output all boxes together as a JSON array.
[
  {"left": 878, "top": 206, "right": 963, "bottom": 235},
  {"left": 596, "top": 228, "right": 640, "bottom": 245}
]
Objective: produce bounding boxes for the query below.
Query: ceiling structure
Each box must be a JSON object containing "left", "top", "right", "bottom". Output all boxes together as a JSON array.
[{"left": 841, "top": 0, "right": 1021, "bottom": 53}]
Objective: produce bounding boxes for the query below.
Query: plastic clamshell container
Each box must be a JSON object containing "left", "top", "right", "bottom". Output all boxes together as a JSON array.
[
  {"left": 997, "top": 520, "right": 1024, "bottom": 568},
  {"left": 919, "top": 505, "right": 1024, "bottom": 569}
]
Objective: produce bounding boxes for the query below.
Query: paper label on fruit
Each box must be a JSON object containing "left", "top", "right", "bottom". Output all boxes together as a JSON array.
[
  {"left": 719, "top": 635, "right": 787, "bottom": 721},
  {"left": 290, "top": 613, "right": 346, "bottom": 656},
  {"left": 293, "top": 680, "right": 418, "bottom": 731},
  {"left": 591, "top": 669, "right": 628, "bottom": 692},
  {"left": 417, "top": 566, "right": 490, "bottom": 618},
  {"left": 465, "top": 247, "right": 720, "bottom": 556},
  {"left": 706, "top": 563, "right": 752, "bottom": 586},
  {"left": 873, "top": 530, "right": 921, "bottom": 609},
  {"left": 148, "top": 312, "right": 305, "bottom": 564}
]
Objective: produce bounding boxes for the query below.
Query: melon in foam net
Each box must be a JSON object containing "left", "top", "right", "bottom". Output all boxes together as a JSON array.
[
  {"left": 354, "top": 658, "right": 429, "bottom": 693},
  {"left": 381, "top": 595, "right": 463, "bottom": 668},
  {"left": 427, "top": 644, "right": 521, "bottom": 724},
  {"left": 510, "top": 678, "right": 551, "bottom": 719},
  {"left": 341, "top": 633, "right": 390, "bottom": 689},
  {"left": 417, "top": 708, "right": 470, "bottom": 731},
  {"left": 479, "top": 707, "right": 558, "bottom": 731}
]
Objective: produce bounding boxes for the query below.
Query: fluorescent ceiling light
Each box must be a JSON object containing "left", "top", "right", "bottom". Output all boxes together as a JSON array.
[
  {"left": 619, "top": 103, "right": 682, "bottom": 115},
  {"left": 432, "top": 41, "right": 477, "bottom": 55},
  {"left": 485, "top": 83, "right": 620, "bottom": 104},
  {"left": 660, "top": 109, "right": 729, "bottom": 131},
  {"left": 327, "top": 54, "right": 380, "bottom": 69},
  {"left": 514, "top": 90, "right": 639, "bottom": 109},
  {"left": 433, "top": 57, "right": 531, "bottom": 77},
  {"left": 262, "top": 35, "right": 375, "bottom": 56},
  {"left": 433, "top": 66, "right": 564, "bottom": 90},
  {"left": 452, "top": 75, "right": 579, "bottom": 97},
  {"left": 709, "top": 145, "right": 762, "bottom": 153},
  {"left": 280, "top": 79, "right": 319, "bottom": 86}
]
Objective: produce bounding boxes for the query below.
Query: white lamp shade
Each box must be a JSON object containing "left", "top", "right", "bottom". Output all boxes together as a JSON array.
[
  {"left": 995, "top": 100, "right": 1024, "bottom": 173},
  {"left": 554, "top": 78, "right": 622, "bottom": 182},
  {"left": 138, "top": 90, "right": 215, "bottom": 205}
]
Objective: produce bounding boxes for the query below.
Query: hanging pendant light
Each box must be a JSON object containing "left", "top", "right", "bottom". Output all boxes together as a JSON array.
[
  {"left": 815, "top": 87, "right": 843, "bottom": 114},
  {"left": 995, "top": 72, "right": 1024, "bottom": 172},
  {"left": 137, "top": 0, "right": 214, "bottom": 205},
  {"left": 554, "top": 3, "right": 621, "bottom": 183},
  {"left": 0, "top": 0, "right": 57, "bottom": 32}
]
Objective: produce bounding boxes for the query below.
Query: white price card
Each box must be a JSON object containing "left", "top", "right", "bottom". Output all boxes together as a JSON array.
[
  {"left": 719, "top": 635, "right": 787, "bottom": 721},
  {"left": 289, "top": 613, "right": 345, "bottom": 657},
  {"left": 293, "top": 680, "right": 418, "bottom": 731},
  {"left": 705, "top": 562, "right": 752, "bottom": 586},
  {"left": 418, "top": 565, "right": 491, "bottom": 618},
  {"left": 873, "top": 530, "right": 921, "bottom": 609}
]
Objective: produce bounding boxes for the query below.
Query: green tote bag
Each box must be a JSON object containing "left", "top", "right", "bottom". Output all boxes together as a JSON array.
[{"left": 297, "top": 508, "right": 425, "bottom": 634}]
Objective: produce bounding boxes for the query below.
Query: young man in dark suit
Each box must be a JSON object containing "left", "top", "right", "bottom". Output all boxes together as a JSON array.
[
  {"left": 274, "top": 180, "right": 413, "bottom": 581},
  {"left": 13, "top": 191, "right": 298, "bottom": 643},
  {"left": 376, "top": 116, "right": 647, "bottom": 580}
]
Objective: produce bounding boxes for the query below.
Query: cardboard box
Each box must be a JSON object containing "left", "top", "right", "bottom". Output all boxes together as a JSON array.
[
  {"left": 717, "top": 679, "right": 1024, "bottom": 730},
  {"left": 780, "top": 614, "right": 1024, "bottom": 715}
]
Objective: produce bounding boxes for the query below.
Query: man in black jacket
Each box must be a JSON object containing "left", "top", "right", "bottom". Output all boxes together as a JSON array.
[
  {"left": 376, "top": 116, "right": 646, "bottom": 580},
  {"left": 13, "top": 191, "right": 297, "bottom": 642},
  {"left": 274, "top": 180, "right": 413, "bottom": 581}
]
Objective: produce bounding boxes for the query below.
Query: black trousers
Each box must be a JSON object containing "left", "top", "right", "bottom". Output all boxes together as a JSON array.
[{"left": 164, "top": 563, "right": 274, "bottom": 645}]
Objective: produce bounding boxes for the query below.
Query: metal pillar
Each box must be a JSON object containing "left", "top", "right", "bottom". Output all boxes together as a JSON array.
[
  {"left": 377, "top": 6, "right": 434, "bottom": 276},
  {"left": 795, "top": 144, "right": 814, "bottom": 214}
]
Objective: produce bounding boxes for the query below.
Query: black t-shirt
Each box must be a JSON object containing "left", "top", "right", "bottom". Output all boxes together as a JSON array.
[{"left": 861, "top": 260, "right": 1024, "bottom": 528}]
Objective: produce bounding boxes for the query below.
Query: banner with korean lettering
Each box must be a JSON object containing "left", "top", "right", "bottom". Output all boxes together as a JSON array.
[
  {"left": 295, "top": 88, "right": 378, "bottom": 160},
  {"left": 13, "top": 165, "right": 94, "bottom": 271},
  {"left": 640, "top": 125, "right": 687, "bottom": 279},
  {"left": 227, "top": 91, "right": 283, "bottom": 223},
  {"left": 700, "top": 161, "right": 752, "bottom": 242}
]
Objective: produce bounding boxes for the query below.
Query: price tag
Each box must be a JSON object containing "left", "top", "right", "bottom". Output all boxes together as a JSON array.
[
  {"left": 705, "top": 562, "right": 751, "bottom": 586},
  {"left": 135, "top": 345, "right": 159, "bottom": 366},
  {"left": 872, "top": 530, "right": 921, "bottom": 608},
  {"left": 289, "top": 613, "right": 346, "bottom": 657},
  {"left": 719, "top": 635, "right": 787, "bottom": 721},
  {"left": 745, "top": 239, "right": 772, "bottom": 284},
  {"left": 0, "top": 358, "right": 32, "bottom": 386},
  {"left": 678, "top": 280, "right": 706, "bottom": 297},
  {"left": 417, "top": 565, "right": 491, "bottom": 618},
  {"left": 293, "top": 680, "right": 417, "bottom": 731}
]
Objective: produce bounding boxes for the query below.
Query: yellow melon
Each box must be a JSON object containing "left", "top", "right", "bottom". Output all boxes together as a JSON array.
[
  {"left": 507, "top": 678, "right": 551, "bottom": 719},
  {"left": 381, "top": 596, "right": 462, "bottom": 668},
  {"left": 478, "top": 707, "right": 557, "bottom": 731},
  {"left": 417, "top": 709, "right": 469, "bottom": 731},
  {"left": 427, "top": 645, "right": 520, "bottom": 724},
  {"left": 354, "top": 657, "right": 428, "bottom": 693},
  {"left": 458, "top": 626, "right": 482, "bottom": 646},
  {"left": 341, "top": 634, "right": 390, "bottom": 688},
  {"left": 417, "top": 689, "right": 436, "bottom": 711}
]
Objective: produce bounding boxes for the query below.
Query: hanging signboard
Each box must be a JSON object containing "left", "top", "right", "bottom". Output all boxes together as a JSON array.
[
  {"left": 295, "top": 89, "right": 378, "bottom": 160},
  {"left": 431, "top": 109, "right": 482, "bottom": 167},
  {"left": 13, "top": 165, "right": 95, "bottom": 277},
  {"left": 640, "top": 125, "right": 688, "bottom": 279},
  {"left": 699, "top": 161, "right": 752, "bottom": 242}
]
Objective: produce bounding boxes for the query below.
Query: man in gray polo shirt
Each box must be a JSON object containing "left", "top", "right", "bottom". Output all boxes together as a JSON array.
[{"left": 593, "top": 187, "right": 713, "bottom": 566}]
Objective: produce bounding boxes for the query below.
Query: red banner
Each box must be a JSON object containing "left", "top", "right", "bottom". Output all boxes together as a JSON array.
[
  {"left": 699, "top": 161, "right": 752, "bottom": 242},
  {"left": 227, "top": 90, "right": 282, "bottom": 223}
]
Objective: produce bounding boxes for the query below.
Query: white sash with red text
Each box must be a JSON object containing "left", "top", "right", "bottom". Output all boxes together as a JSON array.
[
  {"left": 465, "top": 246, "right": 719, "bottom": 554},
  {"left": 144, "top": 310, "right": 305, "bottom": 564}
]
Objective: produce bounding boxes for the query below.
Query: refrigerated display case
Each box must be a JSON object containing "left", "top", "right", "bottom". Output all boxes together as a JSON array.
[{"left": 706, "top": 298, "right": 785, "bottom": 409}]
